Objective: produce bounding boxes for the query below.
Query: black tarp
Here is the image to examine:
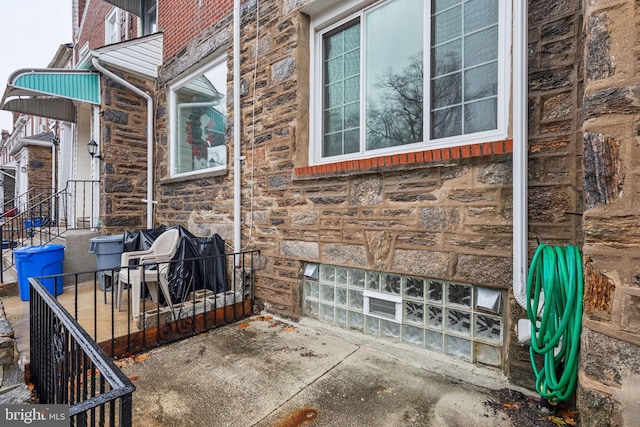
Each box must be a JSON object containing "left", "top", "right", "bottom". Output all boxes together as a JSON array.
[{"left": 122, "top": 224, "right": 226, "bottom": 304}]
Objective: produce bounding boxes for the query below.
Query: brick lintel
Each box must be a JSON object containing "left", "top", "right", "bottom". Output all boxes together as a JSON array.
[{"left": 294, "top": 139, "right": 513, "bottom": 178}]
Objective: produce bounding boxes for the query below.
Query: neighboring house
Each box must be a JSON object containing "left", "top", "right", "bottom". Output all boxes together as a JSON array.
[{"left": 1, "top": 0, "right": 638, "bottom": 424}]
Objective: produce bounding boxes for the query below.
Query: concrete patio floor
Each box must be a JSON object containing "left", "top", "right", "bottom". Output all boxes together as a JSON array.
[{"left": 119, "top": 314, "right": 555, "bottom": 427}]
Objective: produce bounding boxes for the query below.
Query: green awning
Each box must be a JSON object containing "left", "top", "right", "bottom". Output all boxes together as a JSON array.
[{"left": 1, "top": 69, "right": 100, "bottom": 123}]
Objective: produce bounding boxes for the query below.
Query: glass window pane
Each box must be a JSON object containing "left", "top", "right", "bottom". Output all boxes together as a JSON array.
[
  {"left": 446, "top": 308, "right": 471, "bottom": 335},
  {"left": 325, "top": 82, "right": 344, "bottom": 108},
  {"left": 405, "top": 301, "right": 424, "bottom": 324},
  {"left": 426, "top": 330, "right": 443, "bottom": 352},
  {"left": 343, "top": 24, "right": 360, "bottom": 52},
  {"left": 404, "top": 276, "right": 425, "bottom": 299},
  {"left": 323, "top": 133, "right": 342, "bottom": 157},
  {"left": 326, "top": 57, "right": 344, "bottom": 82},
  {"left": 433, "top": 5, "right": 461, "bottom": 45},
  {"left": 350, "top": 269, "right": 366, "bottom": 288},
  {"left": 383, "top": 273, "right": 401, "bottom": 294},
  {"left": 344, "top": 103, "right": 360, "bottom": 129},
  {"left": 427, "top": 280, "right": 443, "bottom": 302},
  {"left": 464, "top": 98, "right": 497, "bottom": 134},
  {"left": 431, "top": 106, "right": 461, "bottom": 139},
  {"left": 344, "top": 77, "right": 360, "bottom": 103},
  {"left": 464, "top": 27, "right": 498, "bottom": 68},
  {"left": 427, "top": 305, "right": 443, "bottom": 328},
  {"left": 431, "top": 73, "right": 462, "bottom": 109},
  {"left": 173, "top": 59, "right": 227, "bottom": 175},
  {"left": 326, "top": 31, "right": 344, "bottom": 59},
  {"left": 365, "top": 0, "right": 424, "bottom": 150},
  {"left": 447, "top": 283, "right": 472, "bottom": 307},
  {"left": 323, "top": 22, "right": 361, "bottom": 158},
  {"left": 445, "top": 336, "right": 471, "bottom": 361},
  {"left": 349, "top": 289, "right": 364, "bottom": 310},
  {"left": 403, "top": 325, "right": 424, "bottom": 347},
  {"left": 324, "top": 107, "right": 343, "bottom": 133},
  {"left": 433, "top": 0, "right": 460, "bottom": 13},
  {"left": 344, "top": 50, "right": 360, "bottom": 78},
  {"left": 344, "top": 129, "right": 360, "bottom": 154},
  {"left": 432, "top": 40, "right": 461, "bottom": 77},
  {"left": 464, "top": 0, "right": 498, "bottom": 33},
  {"left": 474, "top": 314, "right": 502, "bottom": 341},
  {"left": 464, "top": 63, "right": 498, "bottom": 101}
]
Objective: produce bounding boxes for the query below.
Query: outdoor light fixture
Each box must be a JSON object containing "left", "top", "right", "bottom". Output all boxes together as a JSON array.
[{"left": 87, "top": 139, "right": 102, "bottom": 159}]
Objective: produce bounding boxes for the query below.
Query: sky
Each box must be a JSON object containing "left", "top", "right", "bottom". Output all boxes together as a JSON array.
[{"left": 0, "top": 0, "right": 73, "bottom": 132}]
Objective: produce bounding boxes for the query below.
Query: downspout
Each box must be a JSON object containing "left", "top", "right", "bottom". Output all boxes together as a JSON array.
[
  {"left": 233, "top": 0, "right": 242, "bottom": 256},
  {"left": 91, "top": 57, "right": 155, "bottom": 229},
  {"left": 512, "top": 0, "right": 528, "bottom": 309}
]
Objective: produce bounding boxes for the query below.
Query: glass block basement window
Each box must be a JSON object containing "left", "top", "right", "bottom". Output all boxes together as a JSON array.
[{"left": 303, "top": 264, "right": 505, "bottom": 367}]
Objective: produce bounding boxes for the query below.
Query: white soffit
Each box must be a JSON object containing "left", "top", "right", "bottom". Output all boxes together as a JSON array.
[{"left": 85, "top": 33, "right": 164, "bottom": 79}]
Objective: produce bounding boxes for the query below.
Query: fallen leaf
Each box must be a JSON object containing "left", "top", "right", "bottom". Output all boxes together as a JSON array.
[
  {"left": 129, "top": 376, "right": 139, "bottom": 382},
  {"left": 549, "top": 415, "right": 566, "bottom": 426},
  {"left": 502, "top": 403, "right": 520, "bottom": 410},
  {"left": 269, "top": 322, "right": 278, "bottom": 328},
  {"left": 257, "top": 315, "right": 273, "bottom": 321},
  {"left": 27, "top": 383, "right": 34, "bottom": 391},
  {"left": 238, "top": 323, "right": 251, "bottom": 329},
  {"left": 284, "top": 326, "right": 295, "bottom": 332},
  {"left": 132, "top": 353, "right": 149, "bottom": 363},
  {"left": 557, "top": 406, "right": 578, "bottom": 426}
]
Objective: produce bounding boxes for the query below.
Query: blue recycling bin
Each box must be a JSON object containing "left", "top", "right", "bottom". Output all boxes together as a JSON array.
[
  {"left": 14, "top": 244, "right": 65, "bottom": 301},
  {"left": 23, "top": 217, "right": 43, "bottom": 230},
  {"left": 89, "top": 235, "right": 123, "bottom": 291}
]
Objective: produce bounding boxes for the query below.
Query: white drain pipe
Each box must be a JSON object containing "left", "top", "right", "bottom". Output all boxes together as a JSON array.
[
  {"left": 233, "top": 0, "right": 242, "bottom": 256},
  {"left": 512, "top": 0, "right": 528, "bottom": 309},
  {"left": 92, "top": 57, "right": 155, "bottom": 229}
]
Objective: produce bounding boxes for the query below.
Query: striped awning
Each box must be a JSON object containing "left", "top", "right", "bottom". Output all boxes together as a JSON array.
[{"left": 1, "top": 69, "right": 100, "bottom": 123}]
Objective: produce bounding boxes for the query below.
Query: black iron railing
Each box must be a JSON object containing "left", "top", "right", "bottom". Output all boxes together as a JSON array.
[
  {"left": 38, "top": 249, "right": 258, "bottom": 358},
  {"left": 29, "top": 277, "right": 135, "bottom": 427},
  {"left": 1, "top": 180, "right": 98, "bottom": 282}
]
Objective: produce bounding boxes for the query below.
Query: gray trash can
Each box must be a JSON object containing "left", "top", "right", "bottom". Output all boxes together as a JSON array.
[{"left": 89, "top": 234, "right": 123, "bottom": 291}]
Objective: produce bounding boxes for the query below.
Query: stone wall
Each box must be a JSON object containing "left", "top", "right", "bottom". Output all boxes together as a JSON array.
[
  {"left": 152, "top": 0, "right": 583, "bottom": 388},
  {"left": 507, "top": 0, "right": 585, "bottom": 388},
  {"left": 98, "top": 68, "right": 153, "bottom": 234},
  {"left": 579, "top": 0, "right": 640, "bottom": 425}
]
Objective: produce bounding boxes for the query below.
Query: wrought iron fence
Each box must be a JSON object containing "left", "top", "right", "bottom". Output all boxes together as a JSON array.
[
  {"left": 29, "top": 277, "right": 135, "bottom": 427},
  {"left": 1, "top": 180, "right": 98, "bottom": 283},
  {"left": 37, "top": 249, "right": 258, "bottom": 358}
]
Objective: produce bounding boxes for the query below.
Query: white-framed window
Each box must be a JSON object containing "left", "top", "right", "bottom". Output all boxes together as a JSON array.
[
  {"left": 309, "top": 0, "right": 509, "bottom": 164},
  {"left": 169, "top": 56, "right": 228, "bottom": 178},
  {"left": 105, "top": 8, "right": 122, "bottom": 44},
  {"left": 143, "top": 0, "right": 158, "bottom": 35}
]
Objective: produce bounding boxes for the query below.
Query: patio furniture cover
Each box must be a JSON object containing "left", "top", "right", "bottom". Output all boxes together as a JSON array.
[{"left": 122, "top": 224, "right": 226, "bottom": 304}]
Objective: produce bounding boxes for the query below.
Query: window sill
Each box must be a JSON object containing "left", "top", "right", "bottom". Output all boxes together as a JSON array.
[
  {"left": 160, "top": 166, "right": 228, "bottom": 184},
  {"left": 294, "top": 139, "right": 512, "bottom": 180}
]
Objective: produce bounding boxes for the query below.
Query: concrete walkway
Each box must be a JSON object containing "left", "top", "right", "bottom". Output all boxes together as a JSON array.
[{"left": 120, "top": 314, "right": 550, "bottom": 427}]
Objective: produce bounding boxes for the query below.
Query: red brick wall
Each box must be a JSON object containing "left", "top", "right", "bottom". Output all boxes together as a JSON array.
[
  {"left": 159, "top": 0, "right": 233, "bottom": 59},
  {"left": 75, "top": 0, "right": 113, "bottom": 58}
]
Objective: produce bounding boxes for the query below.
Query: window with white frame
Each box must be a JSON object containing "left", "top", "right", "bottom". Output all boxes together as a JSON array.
[
  {"left": 143, "top": 0, "right": 158, "bottom": 35},
  {"left": 311, "top": 0, "right": 507, "bottom": 163},
  {"left": 170, "top": 56, "right": 227, "bottom": 177},
  {"left": 105, "top": 8, "right": 121, "bottom": 44}
]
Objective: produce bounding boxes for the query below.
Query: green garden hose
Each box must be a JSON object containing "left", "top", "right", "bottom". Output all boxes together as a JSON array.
[{"left": 526, "top": 243, "right": 583, "bottom": 403}]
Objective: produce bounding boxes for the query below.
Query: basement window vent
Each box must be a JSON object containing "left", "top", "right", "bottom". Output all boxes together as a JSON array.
[{"left": 363, "top": 290, "right": 401, "bottom": 322}]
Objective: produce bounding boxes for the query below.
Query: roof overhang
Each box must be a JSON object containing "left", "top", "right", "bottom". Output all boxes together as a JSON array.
[
  {"left": 103, "top": 0, "right": 143, "bottom": 17},
  {"left": 1, "top": 69, "right": 100, "bottom": 123},
  {"left": 77, "top": 33, "right": 163, "bottom": 79}
]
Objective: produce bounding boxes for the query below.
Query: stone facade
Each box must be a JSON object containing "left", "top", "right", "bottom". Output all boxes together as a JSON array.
[
  {"left": 148, "top": 0, "right": 584, "bottom": 388},
  {"left": 98, "top": 69, "right": 154, "bottom": 233},
  {"left": 579, "top": 0, "right": 640, "bottom": 425},
  {"left": 80, "top": 0, "right": 640, "bottom": 421}
]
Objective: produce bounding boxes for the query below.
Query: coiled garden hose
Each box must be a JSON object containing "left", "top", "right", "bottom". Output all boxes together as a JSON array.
[{"left": 526, "top": 243, "right": 583, "bottom": 403}]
